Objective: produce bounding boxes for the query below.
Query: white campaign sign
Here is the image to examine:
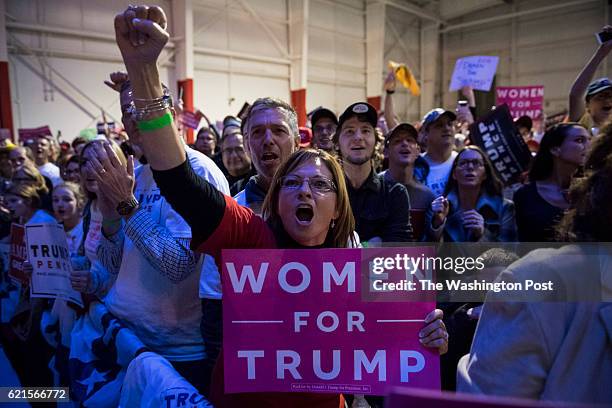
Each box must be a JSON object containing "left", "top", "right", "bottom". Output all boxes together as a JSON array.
[
  {"left": 449, "top": 56, "right": 499, "bottom": 92},
  {"left": 26, "top": 223, "right": 83, "bottom": 307}
]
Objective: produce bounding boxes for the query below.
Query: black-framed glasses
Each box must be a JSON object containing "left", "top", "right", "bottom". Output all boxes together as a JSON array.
[{"left": 279, "top": 175, "right": 337, "bottom": 194}]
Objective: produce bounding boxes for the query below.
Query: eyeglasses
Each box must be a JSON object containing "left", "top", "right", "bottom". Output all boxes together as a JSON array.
[
  {"left": 279, "top": 175, "right": 337, "bottom": 194},
  {"left": 222, "top": 146, "right": 245, "bottom": 155},
  {"left": 457, "top": 159, "right": 484, "bottom": 169}
]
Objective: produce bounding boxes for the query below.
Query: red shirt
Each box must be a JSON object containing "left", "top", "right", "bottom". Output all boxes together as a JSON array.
[{"left": 196, "top": 196, "right": 342, "bottom": 408}]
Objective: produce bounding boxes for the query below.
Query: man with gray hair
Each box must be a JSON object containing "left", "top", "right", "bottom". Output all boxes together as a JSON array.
[
  {"left": 233, "top": 97, "right": 300, "bottom": 214},
  {"left": 198, "top": 97, "right": 301, "bottom": 395}
]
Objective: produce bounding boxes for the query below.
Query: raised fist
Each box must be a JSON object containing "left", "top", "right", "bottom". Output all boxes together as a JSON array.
[{"left": 114, "top": 5, "right": 169, "bottom": 67}]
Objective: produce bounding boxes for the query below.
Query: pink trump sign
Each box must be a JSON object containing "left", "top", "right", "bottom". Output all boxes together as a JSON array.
[
  {"left": 221, "top": 248, "right": 440, "bottom": 395},
  {"left": 495, "top": 86, "right": 544, "bottom": 119}
]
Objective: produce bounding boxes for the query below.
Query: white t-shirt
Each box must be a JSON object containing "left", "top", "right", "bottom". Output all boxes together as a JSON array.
[
  {"left": 104, "top": 147, "right": 228, "bottom": 361},
  {"left": 37, "top": 162, "right": 62, "bottom": 187},
  {"left": 423, "top": 150, "right": 457, "bottom": 197},
  {"left": 65, "top": 219, "right": 84, "bottom": 256}
]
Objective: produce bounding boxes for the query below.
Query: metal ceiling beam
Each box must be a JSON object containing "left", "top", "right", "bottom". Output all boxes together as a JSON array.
[
  {"left": 235, "top": 0, "right": 290, "bottom": 59},
  {"left": 441, "top": 0, "right": 599, "bottom": 33},
  {"left": 383, "top": 0, "right": 444, "bottom": 25}
]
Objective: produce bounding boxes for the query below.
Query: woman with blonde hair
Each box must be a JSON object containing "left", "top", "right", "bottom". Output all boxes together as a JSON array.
[
  {"left": 85, "top": 7, "right": 449, "bottom": 406},
  {"left": 11, "top": 161, "right": 52, "bottom": 212}
]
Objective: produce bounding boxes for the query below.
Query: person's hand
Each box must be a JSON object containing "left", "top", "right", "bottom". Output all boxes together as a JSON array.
[
  {"left": 384, "top": 69, "right": 396, "bottom": 93},
  {"left": 462, "top": 209, "right": 485, "bottom": 240},
  {"left": 22, "top": 260, "right": 33, "bottom": 283},
  {"left": 98, "top": 193, "right": 121, "bottom": 221},
  {"left": 70, "top": 269, "right": 92, "bottom": 293},
  {"left": 84, "top": 142, "right": 136, "bottom": 215},
  {"left": 419, "top": 309, "right": 448, "bottom": 355},
  {"left": 598, "top": 25, "right": 612, "bottom": 53},
  {"left": 114, "top": 5, "right": 169, "bottom": 68},
  {"left": 104, "top": 71, "right": 129, "bottom": 93},
  {"left": 461, "top": 85, "right": 476, "bottom": 107},
  {"left": 431, "top": 196, "right": 449, "bottom": 228},
  {"left": 456, "top": 107, "right": 474, "bottom": 126}
]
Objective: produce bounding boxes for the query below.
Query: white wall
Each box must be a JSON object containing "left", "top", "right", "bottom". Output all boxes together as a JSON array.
[
  {"left": 6, "top": 0, "right": 173, "bottom": 141},
  {"left": 192, "top": 0, "right": 291, "bottom": 122},
  {"left": 307, "top": 0, "right": 366, "bottom": 116},
  {"left": 440, "top": 0, "right": 609, "bottom": 116},
  {"left": 382, "top": 6, "right": 422, "bottom": 123},
  {"left": 4, "top": 0, "right": 608, "bottom": 142}
]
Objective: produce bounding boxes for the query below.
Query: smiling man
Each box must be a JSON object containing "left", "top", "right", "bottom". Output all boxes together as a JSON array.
[
  {"left": 335, "top": 102, "right": 412, "bottom": 244},
  {"left": 234, "top": 97, "right": 300, "bottom": 215},
  {"left": 420, "top": 108, "right": 458, "bottom": 197},
  {"left": 33, "top": 135, "right": 62, "bottom": 186},
  {"left": 382, "top": 123, "right": 435, "bottom": 241},
  {"left": 310, "top": 107, "right": 338, "bottom": 152}
]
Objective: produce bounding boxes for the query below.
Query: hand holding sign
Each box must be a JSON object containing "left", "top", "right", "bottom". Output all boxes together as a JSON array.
[
  {"left": 449, "top": 56, "right": 499, "bottom": 92},
  {"left": 419, "top": 309, "right": 448, "bottom": 355}
]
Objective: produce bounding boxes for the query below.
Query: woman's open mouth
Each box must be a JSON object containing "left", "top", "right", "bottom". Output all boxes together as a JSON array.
[{"left": 295, "top": 204, "right": 314, "bottom": 225}]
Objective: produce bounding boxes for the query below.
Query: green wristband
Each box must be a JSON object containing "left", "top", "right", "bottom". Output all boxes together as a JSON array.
[{"left": 137, "top": 112, "right": 173, "bottom": 132}]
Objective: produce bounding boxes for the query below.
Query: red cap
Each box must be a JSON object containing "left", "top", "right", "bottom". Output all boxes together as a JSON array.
[{"left": 299, "top": 126, "right": 312, "bottom": 148}]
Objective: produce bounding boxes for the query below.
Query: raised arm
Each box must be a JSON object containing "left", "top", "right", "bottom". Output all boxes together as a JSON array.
[
  {"left": 114, "top": 5, "right": 184, "bottom": 170},
  {"left": 569, "top": 26, "right": 612, "bottom": 121},
  {"left": 384, "top": 70, "right": 399, "bottom": 129}
]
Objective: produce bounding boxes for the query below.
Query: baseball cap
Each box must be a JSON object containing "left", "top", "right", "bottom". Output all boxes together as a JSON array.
[
  {"left": 586, "top": 78, "right": 612, "bottom": 99},
  {"left": 310, "top": 107, "right": 338, "bottom": 128},
  {"left": 299, "top": 127, "right": 312, "bottom": 148},
  {"left": 385, "top": 123, "right": 419, "bottom": 146},
  {"left": 421, "top": 108, "right": 457, "bottom": 129},
  {"left": 223, "top": 115, "right": 241, "bottom": 129},
  {"left": 514, "top": 115, "right": 533, "bottom": 131},
  {"left": 337, "top": 102, "right": 378, "bottom": 131}
]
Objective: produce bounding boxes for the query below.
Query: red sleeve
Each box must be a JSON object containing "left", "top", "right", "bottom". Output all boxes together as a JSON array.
[{"left": 194, "top": 195, "right": 276, "bottom": 262}]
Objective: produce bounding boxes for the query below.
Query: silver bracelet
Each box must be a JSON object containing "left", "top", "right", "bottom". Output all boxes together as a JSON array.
[{"left": 128, "top": 94, "right": 173, "bottom": 121}]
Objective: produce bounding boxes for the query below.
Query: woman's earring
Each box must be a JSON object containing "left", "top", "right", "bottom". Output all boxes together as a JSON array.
[{"left": 331, "top": 219, "right": 336, "bottom": 229}]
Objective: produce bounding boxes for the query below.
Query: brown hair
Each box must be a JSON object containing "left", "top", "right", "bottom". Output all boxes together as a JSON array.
[
  {"left": 444, "top": 145, "right": 503, "bottom": 197},
  {"left": 12, "top": 162, "right": 49, "bottom": 196},
  {"left": 332, "top": 114, "right": 382, "bottom": 167},
  {"left": 6, "top": 183, "right": 41, "bottom": 209},
  {"left": 585, "top": 121, "right": 612, "bottom": 171},
  {"left": 557, "top": 154, "right": 612, "bottom": 242},
  {"left": 262, "top": 149, "right": 356, "bottom": 247}
]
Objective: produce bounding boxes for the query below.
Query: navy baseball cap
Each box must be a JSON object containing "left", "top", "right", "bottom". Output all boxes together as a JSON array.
[
  {"left": 586, "top": 78, "right": 612, "bottom": 100},
  {"left": 385, "top": 123, "right": 419, "bottom": 146},
  {"left": 421, "top": 108, "right": 457, "bottom": 129},
  {"left": 337, "top": 102, "right": 378, "bottom": 131},
  {"left": 311, "top": 107, "right": 338, "bottom": 128}
]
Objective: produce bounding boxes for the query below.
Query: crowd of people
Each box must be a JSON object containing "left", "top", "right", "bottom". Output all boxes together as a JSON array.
[{"left": 0, "top": 5, "right": 610, "bottom": 407}]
